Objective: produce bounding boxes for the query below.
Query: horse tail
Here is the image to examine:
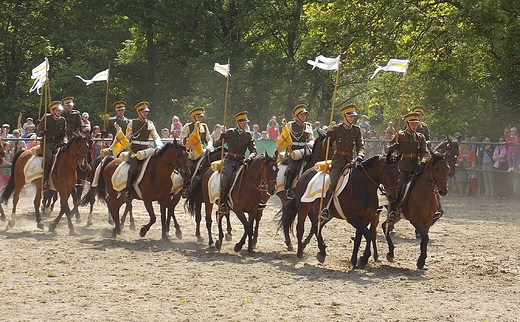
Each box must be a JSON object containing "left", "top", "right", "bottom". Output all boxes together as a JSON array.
[
  {"left": 96, "top": 156, "right": 114, "bottom": 202},
  {"left": 185, "top": 176, "right": 203, "bottom": 217},
  {"left": 279, "top": 198, "right": 297, "bottom": 236},
  {"left": 0, "top": 150, "right": 24, "bottom": 204},
  {"left": 80, "top": 155, "right": 103, "bottom": 207}
]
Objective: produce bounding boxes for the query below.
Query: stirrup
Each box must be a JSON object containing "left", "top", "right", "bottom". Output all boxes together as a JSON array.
[
  {"left": 43, "top": 181, "right": 50, "bottom": 190},
  {"left": 124, "top": 191, "right": 132, "bottom": 200},
  {"left": 219, "top": 204, "right": 229, "bottom": 214},
  {"left": 320, "top": 208, "right": 330, "bottom": 220},
  {"left": 181, "top": 188, "right": 188, "bottom": 198},
  {"left": 285, "top": 189, "right": 295, "bottom": 200},
  {"left": 388, "top": 211, "right": 398, "bottom": 222},
  {"left": 257, "top": 203, "right": 267, "bottom": 210}
]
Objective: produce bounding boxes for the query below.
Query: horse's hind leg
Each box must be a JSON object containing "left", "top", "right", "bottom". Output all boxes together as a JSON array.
[
  {"left": 160, "top": 202, "right": 170, "bottom": 241},
  {"left": 233, "top": 211, "right": 252, "bottom": 254},
  {"left": 371, "top": 213, "right": 380, "bottom": 262},
  {"left": 33, "top": 187, "right": 44, "bottom": 230},
  {"left": 252, "top": 210, "right": 263, "bottom": 249},
  {"left": 382, "top": 220, "right": 396, "bottom": 262},
  {"left": 7, "top": 186, "right": 22, "bottom": 229},
  {"left": 416, "top": 226, "right": 429, "bottom": 270},
  {"left": 0, "top": 203, "right": 5, "bottom": 222},
  {"left": 225, "top": 212, "right": 232, "bottom": 241}
]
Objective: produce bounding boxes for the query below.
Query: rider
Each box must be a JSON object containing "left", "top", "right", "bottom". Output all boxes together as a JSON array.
[
  {"left": 412, "top": 105, "right": 431, "bottom": 146},
  {"left": 124, "top": 101, "right": 163, "bottom": 200},
  {"left": 179, "top": 107, "right": 213, "bottom": 196},
  {"left": 104, "top": 100, "right": 130, "bottom": 144},
  {"left": 214, "top": 111, "right": 257, "bottom": 215},
  {"left": 320, "top": 103, "right": 365, "bottom": 220},
  {"left": 61, "top": 97, "right": 82, "bottom": 139},
  {"left": 387, "top": 112, "right": 430, "bottom": 222},
  {"left": 37, "top": 101, "right": 67, "bottom": 189},
  {"left": 284, "top": 104, "right": 313, "bottom": 199}
]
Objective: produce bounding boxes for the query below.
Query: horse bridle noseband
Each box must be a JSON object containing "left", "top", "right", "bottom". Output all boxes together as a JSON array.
[{"left": 420, "top": 157, "right": 448, "bottom": 190}]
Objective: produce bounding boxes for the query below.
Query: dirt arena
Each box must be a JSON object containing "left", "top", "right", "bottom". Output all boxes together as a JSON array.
[{"left": 0, "top": 186, "right": 519, "bottom": 321}]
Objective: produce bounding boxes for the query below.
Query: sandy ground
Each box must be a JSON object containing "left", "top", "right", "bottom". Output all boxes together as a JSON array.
[{"left": 0, "top": 185, "right": 519, "bottom": 321}]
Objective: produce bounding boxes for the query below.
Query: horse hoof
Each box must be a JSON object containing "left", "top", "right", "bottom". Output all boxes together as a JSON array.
[
  {"left": 316, "top": 252, "right": 326, "bottom": 264},
  {"left": 0, "top": 214, "right": 6, "bottom": 222},
  {"left": 225, "top": 233, "right": 232, "bottom": 241},
  {"left": 197, "top": 236, "right": 204, "bottom": 243},
  {"left": 287, "top": 245, "right": 294, "bottom": 252},
  {"left": 129, "top": 224, "right": 136, "bottom": 231},
  {"left": 8, "top": 219, "right": 16, "bottom": 228},
  {"left": 44, "top": 208, "right": 51, "bottom": 216},
  {"left": 69, "top": 229, "right": 78, "bottom": 236},
  {"left": 162, "top": 235, "right": 171, "bottom": 242},
  {"left": 37, "top": 222, "right": 44, "bottom": 230},
  {"left": 166, "top": 231, "right": 173, "bottom": 237},
  {"left": 75, "top": 218, "right": 82, "bottom": 224},
  {"left": 112, "top": 229, "right": 118, "bottom": 237},
  {"left": 86, "top": 220, "right": 93, "bottom": 227},
  {"left": 175, "top": 230, "right": 182, "bottom": 240},
  {"left": 386, "top": 253, "right": 394, "bottom": 263},
  {"left": 108, "top": 219, "right": 115, "bottom": 226},
  {"left": 233, "top": 243, "right": 242, "bottom": 253},
  {"left": 418, "top": 265, "right": 428, "bottom": 271},
  {"left": 215, "top": 240, "right": 222, "bottom": 250},
  {"left": 48, "top": 223, "right": 56, "bottom": 233},
  {"left": 356, "top": 258, "right": 368, "bottom": 269},
  {"left": 139, "top": 228, "right": 147, "bottom": 237}
]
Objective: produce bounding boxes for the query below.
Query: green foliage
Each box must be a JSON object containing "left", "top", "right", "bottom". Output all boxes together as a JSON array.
[{"left": 0, "top": 0, "right": 518, "bottom": 139}]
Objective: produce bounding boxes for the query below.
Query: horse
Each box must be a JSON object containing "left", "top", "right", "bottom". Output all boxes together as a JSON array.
[
  {"left": 0, "top": 136, "right": 90, "bottom": 234},
  {"left": 433, "top": 137, "right": 459, "bottom": 178},
  {"left": 279, "top": 152, "right": 400, "bottom": 268},
  {"left": 185, "top": 148, "right": 230, "bottom": 243},
  {"left": 381, "top": 151, "right": 450, "bottom": 270},
  {"left": 95, "top": 141, "right": 190, "bottom": 240},
  {"left": 200, "top": 153, "right": 278, "bottom": 254}
]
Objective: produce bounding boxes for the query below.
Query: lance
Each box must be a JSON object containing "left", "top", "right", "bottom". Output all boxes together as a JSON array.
[{"left": 218, "top": 58, "right": 230, "bottom": 220}]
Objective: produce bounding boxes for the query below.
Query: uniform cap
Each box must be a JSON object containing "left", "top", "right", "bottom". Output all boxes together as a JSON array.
[
  {"left": 340, "top": 103, "right": 358, "bottom": 116},
  {"left": 50, "top": 101, "right": 63, "bottom": 110},
  {"left": 413, "top": 105, "right": 425, "bottom": 115},
  {"left": 292, "top": 104, "right": 309, "bottom": 116},
  {"left": 62, "top": 97, "right": 74, "bottom": 106},
  {"left": 135, "top": 101, "right": 150, "bottom": 112},
  {"left": 113, "top": 101, "right": 126, "bottom": 110},
  {"left": 234, "top": 111, "right": 249, "bottom": 123},
  {"left": 403, "top": 112, "right": 420, "bottom": 123},
  {"left": 189, "top": 107, "right": 204, "bottom": 118}
]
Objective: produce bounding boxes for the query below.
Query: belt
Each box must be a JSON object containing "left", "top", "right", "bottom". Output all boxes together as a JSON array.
[
  {"left": 336, "top": 150, "right": 353, "bottom": 156},
  {"left": 131, "top": 140, "right": 150, "bottom": 146},
  {"left": 227, "top": 152, "right": 245, "bottom": 158},
  {"left": 402, "top": 153, "right": 418, "bottom": 158},
  {"left": 291, "top": 142, "right": 308, "bottom": 147}
]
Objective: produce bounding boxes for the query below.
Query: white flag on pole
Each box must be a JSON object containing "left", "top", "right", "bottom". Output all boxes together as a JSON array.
[
  {"left": 214, "top": 63, "right": 230, "bottom": 77},
  {"left": 307, "top": 55, "right": 340, "bottom": 71},
  {"left": 76, "top": 68, "right": 110, "bottom": 85},
  {"left": 370, "top": 59, "right": 409, "bottom": 79},
  {"left": 29, "top": 58, "right": 49, "bottom": 94}
]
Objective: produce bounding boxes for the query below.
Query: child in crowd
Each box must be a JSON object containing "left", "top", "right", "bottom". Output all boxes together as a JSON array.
[
  {"left": 170, "top": 116, "right": 182, "bottom": 138},
  {"left": 506, "top": 126, "right": 518, "bottom": 171}
]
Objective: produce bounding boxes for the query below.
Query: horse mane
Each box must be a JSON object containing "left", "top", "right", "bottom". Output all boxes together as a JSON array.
[
  {"left": 360, "top": 155, "right": 379, "bottom": 168},
  {"left": 312, "top": 134, "right": 326, "bottom": 155}
]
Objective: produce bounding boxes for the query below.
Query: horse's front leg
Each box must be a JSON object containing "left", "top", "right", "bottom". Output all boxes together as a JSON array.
[
  {"left": 415, "top": 225, "right": 429, "bottom": 270},
  {"left": 7, "top": 188, "right": 21, "bottom": 229},
  {"left": 194, "top": 202, "right": 203, "bottom": 242},
  {"left": 0, "top": 203, "right": 6, "bottom": 222},
  {"left": 233, "top": 210, "right": 251, "bottom": 254},
  {"left": 315, "top": 218, "right": 328, "bottom": 263},
  {"left": 371, "top": 213, "right": 380, "bottom": 262},
  {"left": 382, "top": 220, "right": 396, "bottom": 262},
  {"left": 252, "top": 210, "right": 263, "bottom": 249},
  {"left": 357, "top": 226, "right": 372, "bottom": 269},
  {"left": 139, "top": 200, "right": 156, "bottom": 238},
  {"left": 225, "top": 212, "right": 233, "bottom": 241},
  {"left": 33, "top": 186, "right": 44, "bottom": 230},
  {"left": 160, "top": 202, "right": 170, "bottom": 241},
  {"left": 109, "top": 200, "right": 123, "bottom": 237},
  {"left": 168, "top": 194, "right": 182, "bottom": 240},
  {"left": 351, "top": 229, "right": 362, "bottom": 268}
]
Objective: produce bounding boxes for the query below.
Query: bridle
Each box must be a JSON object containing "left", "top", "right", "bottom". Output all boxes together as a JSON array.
[
  {"left": 64, "top": 138, "right": 89, "bottom": 171},
  {"left": 420, "top": 156, "right": 448, "bottom": 191}
]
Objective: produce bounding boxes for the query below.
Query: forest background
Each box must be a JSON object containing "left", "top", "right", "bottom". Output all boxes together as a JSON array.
[{"left": 0, "top": 0, "right": 518, "bottom": 139}]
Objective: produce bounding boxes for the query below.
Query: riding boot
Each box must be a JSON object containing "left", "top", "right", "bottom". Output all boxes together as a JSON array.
[
  {"left": 284, "top": 172, "right": 296, "bottom": 199},
  {"left": 181, "top": 179, "right": 190, "bottom": 198},
  {"left": 319, "top": 191, "right": 333, "bottom": 220},
  {"left": 43, "top": 164, "right": 51, "bottom": 189},
  {"left": 219, "top": 187, "right": 230, "bottom": 214},
  {"left": 125, "top": 173, "right": 136, "bottom": 200}
]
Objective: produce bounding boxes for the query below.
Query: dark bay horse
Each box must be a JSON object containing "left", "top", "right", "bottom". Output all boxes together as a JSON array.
[
  {"left": 1, "top": 136, "right": 89, "bottom": 234},
  {"left": 381, "top": 151, "right": 450, "bottom": 270},
  {"left": 95, "top": 141, "right": 190, "bottom": 240},
  {"left": 433, "top": 137, "right": 459, "bottom": 178},
  {"left": 200, "top": 153, "right": 278, "bottom": 254},
  {"left": 280, "top": 153, "right": 400, "bottom": 268},
  {"left": 185, "top": 148, "right": 228, "bottom": 243}
]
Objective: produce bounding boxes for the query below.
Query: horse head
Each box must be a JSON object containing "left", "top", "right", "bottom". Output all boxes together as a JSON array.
[
  {"left": 163, "top": 139, "right": 190, "bottom": 179},
  {"left": 383, "top": 151, "right": 401, "bottom": 202},
  {"left": 250, "top": 152, "right": 278, "bottom": 196},
  {"left": 313, "top": 134, "right": 334, "bottom": 161},
  {"left": 426, "top": 151, "right": 449, "bottom": 196},
  {"left": 68, "top": 136, "right": 90, "bottom": 171},
  {"left": 433, "top": 137, "right": 458, "bottom": 178}
]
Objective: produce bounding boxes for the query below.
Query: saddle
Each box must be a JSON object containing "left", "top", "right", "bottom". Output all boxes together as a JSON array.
[
  {"left": 207, "top": 165, "right": 244, "bottom": 207},
  {"left": 24, "top": 148, "right": 59, "bottom": 189}
]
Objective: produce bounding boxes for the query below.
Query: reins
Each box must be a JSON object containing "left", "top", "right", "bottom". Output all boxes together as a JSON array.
[{"left": 419, "top": 157, "right": 448, "bottom": 191}]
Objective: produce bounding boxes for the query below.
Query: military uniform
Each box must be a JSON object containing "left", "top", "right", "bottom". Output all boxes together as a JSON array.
[
  {"left": 320, "top": 104, "right": 365, "bottom": 219},
  {"left": 284, "top": 104, "right": 313, "bottom": 199},
  {"left": 387, "top": 112, "right": 430, "bottom": 222},
  {"left": 105, "top": 100, "right": 130, "bottom": 143},
  {"left": 412, "top": 105, "right": 431, "bottom": 142},
  {"left": 61, "top": 97, "right": 82, "bottom": 138},
  {"left": 37, "top": 101, "right": 67, "bottom": 189},
  {"left": 214, "top": 111, "right": 257, "bottom": 214},
  {"left": 124, "top": 101, "right": 163, "bottom": 199}
]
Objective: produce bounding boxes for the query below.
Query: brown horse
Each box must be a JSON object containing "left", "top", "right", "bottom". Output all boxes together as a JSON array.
[
  {"left": 280, "top": 153, "right": 400, "bottom": 268},
  {"left": 1, "top": 136, "right": 89, "bottom": 234},
  {"left": 381, "top": 151, "right": 450, "bottom": 270},
  {"left": 95, "top": 141, "right": 190, "bottom": 240},
  {"left": 200, "top": 153, "right": 278, "bottom": 254},
  {"left": 433, "top": 137, "right": 459, "bottom": 178}
]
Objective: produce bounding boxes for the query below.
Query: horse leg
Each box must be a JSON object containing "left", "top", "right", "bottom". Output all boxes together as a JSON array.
[
  {"left": 214, "top": 207, "right": 225, "bottom": 250},
  {"left": 315, "top": 219, "right": 328, "bottom": 263},
  {"left": 225, "top": 212, "right": 233, "bottom": 241},
  {"left": 295, "top": 211, "right": 308, "bottom": 259},
  {"left": 7, "top": 185, "right": 23, "bottom": 229},
  {"left": 205, "top": 203, "right": 216, "bottom": 248},
  {"left": 302, "top": 209, "right": 318, "bottom": 250},
  {"left": 0, "top": 203, "right": 5, "bottom": 222},
  {"left": 194, "top": 202, "right": 203, "bottom": 242},
  {"left": 127, "top": 202, "right": 135, "bottom": 231},
  {"left": 382, "top": 220, "right": 396, "bottom": 262},
  {"left": 33, "top": 186, "right": 44, "bottom": 230},
  {"left": 139, "top": 201, "right": 156, "bottom": 238},
  {"left": 371, "top": 213, "right": 380, "bottom": 262},
  {"left": 110, "top": 201, "right": 123, "bottom": 237},
  {"left": 233, "top": 211, "right": 251, "bottom": 253},
  {"left": 160, "top": 202, "right": 170, "bottom": 241},
  {"left": 168, "top": 194, "right": 182, "bottom": 239},
  {"left": 351, "top": 229, "right": 362, "bottom": 268},
  {"left": 415, "top": 224, "right": 429, "bottom": 270},
  {"left": 71, "top": 186, "right": 83, "bottom": 223},
  {"left": 252, "top": 210, "right": 263, "bottom": 249},
  {"left": 356, "top": 225, "right": 373, "bottom": 269}
]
